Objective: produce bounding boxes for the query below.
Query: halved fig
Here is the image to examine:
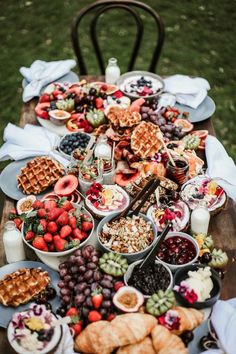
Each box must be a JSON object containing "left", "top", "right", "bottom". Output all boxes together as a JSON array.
[
  {"left": 54, "top": 175, "right": 79, "bottom": 196},
  {"left": 16, "top": 195, "right": 36, "bottom": 214},
  {"left": 113, "top": 286, "right": 144, "bottom": 313}
]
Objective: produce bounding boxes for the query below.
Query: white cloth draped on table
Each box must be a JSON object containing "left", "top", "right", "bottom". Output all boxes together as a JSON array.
[
  {"left": 20, "top": 59, "right": 76, "bottom": 102},
  {"left": 0, "top": 123, "right": 69, "bottom": 167}
]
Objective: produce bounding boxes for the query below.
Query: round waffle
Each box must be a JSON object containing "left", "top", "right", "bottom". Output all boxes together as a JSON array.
[
  {"left": 131, "top": 121, "right": 163, "bottom": 158},
  {"left": 17, "top": 156, "right": 65, "bottom": 195},
  {"left": 106, "top": 106, "right": 141, "bottom": 127}
]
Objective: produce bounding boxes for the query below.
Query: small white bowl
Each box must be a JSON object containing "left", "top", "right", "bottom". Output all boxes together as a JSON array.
[
  {"left": 49, "top": 109, "right": 71, "bottom": 126},
  {"left": 155, "top": 231, "right": 200, "bottom": 272},
  {"left": 124, "top": 259, "right": 173, "bottom": 298}
]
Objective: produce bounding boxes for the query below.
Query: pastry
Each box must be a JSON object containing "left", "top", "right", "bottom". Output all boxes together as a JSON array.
[
  {"left": 0, "top": 268, "right": 50, "bottom": 307},
  {"left": 116, "top": 337, "right": 156, "bottom": 354},
  {"left": 17, "top": 156, "right": 64, "bottom": 195},
  {"left": 131, "top": 122, "right": 163, "bottom": 158},
  {"left": 74, "top": 313, "right": 157, "bottom": 354},
  {"left": 151, "top": 325, "right": 188, "bottom": 354},
  {"left": 171, "top": 306, "right": 204, "bottom": 335}
]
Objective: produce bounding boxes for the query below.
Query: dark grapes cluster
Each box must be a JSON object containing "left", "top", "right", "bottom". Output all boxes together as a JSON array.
[
  {"left": 57, "top": 245, "right": 117, "bottom": 321},
  {"left": 75, "top": 87, "right": 106, "bottom": 113},
  {"left": 140, "top": 105, "right": 185, "bottom": 141}
]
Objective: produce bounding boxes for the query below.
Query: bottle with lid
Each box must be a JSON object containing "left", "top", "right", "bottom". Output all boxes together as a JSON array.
[
  {"left": 105, "top": 58, "right": 121, "bottom": 84},
  {"left": 94, "top": 135, "right": 112, "bottom": 160},
  {"left": 190, "top": 202, "right": 210, "bottom": 234},
  {"left": 3, "top": 221, "right": 25, "bottom": 263}
]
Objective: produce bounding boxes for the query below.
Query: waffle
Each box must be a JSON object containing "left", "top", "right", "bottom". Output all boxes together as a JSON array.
[
  {"left": 107, "top": 106, "right": 141, "bottom": 127},
  {"left": 0, "top": 268, "right": 50, "bottom": 307},
  {"left": 131, "top": 122, "right": 163, "bottom": 158},
  {"left": 17, "top": 156, "right": 65, "bottom": 195}
]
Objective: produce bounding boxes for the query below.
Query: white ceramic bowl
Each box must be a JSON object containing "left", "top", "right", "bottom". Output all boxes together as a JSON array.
[
  {"left": 124, "top": 259, "right": 173, "bottom": 298},
  {"left": 22, "top": 205, "right": 94, "bottom": 257},
  {"left": 96, "top": 212, "right": 157, "bottom": 263},
  {"left": 155, "top": 231, "right": 200, "bottom": 272},
  {"left": 58, "top": 131, "right": 91, "bottom": 160},
  {"left": 49, "top": 109, "right": 71, "bottom": 126}
]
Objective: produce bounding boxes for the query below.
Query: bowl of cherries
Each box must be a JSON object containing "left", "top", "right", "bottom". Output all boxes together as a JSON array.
[{"left": 156, "top": 232, "right": 200, "bottom": 272}]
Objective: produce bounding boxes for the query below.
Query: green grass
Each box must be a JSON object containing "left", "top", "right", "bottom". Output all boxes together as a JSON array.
[{"left": 0, "top": 0, "right": 236, "bottom": 162}]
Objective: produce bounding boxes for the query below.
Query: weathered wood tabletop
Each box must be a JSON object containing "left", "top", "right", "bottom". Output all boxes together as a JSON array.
[{"left": 0, "top": 76, "right": 235, "bottom": 352}]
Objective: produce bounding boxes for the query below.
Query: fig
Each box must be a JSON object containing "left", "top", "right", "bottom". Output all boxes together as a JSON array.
[
  {"left": 54, "top": 175, "right": 78, "bottom": 196},
  {"left": 16, "top": 195, "right": 36, "bottom": 214},
  {"left": 99, "top": 252, "right": 128, "bottom": 277},
  {"left": 113, "top": 286, "right": 144, "bottom": 313}
]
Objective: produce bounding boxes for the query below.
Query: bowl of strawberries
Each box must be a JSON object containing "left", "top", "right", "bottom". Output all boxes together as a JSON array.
[{"left": 22, "top": 198, "right": 94, "bottom": 257}]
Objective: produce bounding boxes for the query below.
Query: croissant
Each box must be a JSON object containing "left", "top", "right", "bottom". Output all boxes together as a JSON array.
[
  {"left": 74, "top": 313, "right": 157, "bottom": 354},
  {"left": 116, "top": 337, "right": 156, "bottom": 354},
  {"left": 151, "top": 325, "right": 188, "bottom": 354},
  {"left": 171, "top": 306, "right": 204, "bottom": 335}
]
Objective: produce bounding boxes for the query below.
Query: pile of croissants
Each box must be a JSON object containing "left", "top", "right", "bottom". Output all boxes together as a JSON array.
[{"left": 74, "top": 306, "right": 204, "bottom": 354}]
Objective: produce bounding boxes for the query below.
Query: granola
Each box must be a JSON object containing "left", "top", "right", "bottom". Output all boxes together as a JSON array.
[{"left": 100, "top": 215, "right": 154, "bottom": 253}]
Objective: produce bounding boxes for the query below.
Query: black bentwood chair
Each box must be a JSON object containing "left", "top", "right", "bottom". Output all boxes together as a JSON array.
[{"left": 71, "top": 0, "right": 165, "bottom": 75}]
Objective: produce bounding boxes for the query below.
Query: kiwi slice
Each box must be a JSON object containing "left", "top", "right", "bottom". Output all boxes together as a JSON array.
[
  {"left": 99, "top": 252, "right": 128, "bottom": 277},
  {"left": 146, "top": 289, "right": 175, "bottom": 316},
  {"left": 208, "top": 248, "right": 228, "bottom": 269},
  {"left": 183, "top": 134, "right": 200, "bottom": 150}
]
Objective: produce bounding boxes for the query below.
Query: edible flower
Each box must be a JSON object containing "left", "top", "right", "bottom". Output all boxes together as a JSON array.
[
  {"left": 174, "top": 281, "right": 198, "bottom": 304},
  {"left": 158, "top": 310, "right": 180, "bottom": 330}
]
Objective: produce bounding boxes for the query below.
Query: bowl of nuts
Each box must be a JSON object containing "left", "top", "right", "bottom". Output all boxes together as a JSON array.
[{"left": 96, "top": 212, "right": 157, "bottom": 263}]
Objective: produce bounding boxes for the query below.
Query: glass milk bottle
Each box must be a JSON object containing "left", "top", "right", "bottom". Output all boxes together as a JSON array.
[
  {"left": 191, "top": 203, "right": 210, "bottom": 234},
  {"left": 94, "top": 136, "right": 115, "bottom": 184},
  {"left": 105, "top": 58, "right": 120, "bottom": 84},
  {"left": 3, "top": 221, "right": 25, "bottom": 263}
]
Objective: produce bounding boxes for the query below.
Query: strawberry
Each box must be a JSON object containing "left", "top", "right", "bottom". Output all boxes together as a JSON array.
[
  {"left": 40, "top": 110, "right": 49, "bottom": 120},
  {"left": 47, "top": 221, "right": 58, "bottom": 234},
  {"left": 49, "top": 243, "right": 55, "bottom": 251},
  {"left": 60, "top": 200, "right": 73, "bottom": 212},
  {"left": 43, "top": 233, "right": 53, "bottom": 243},
  {"left": 52, "top": 89, "right": 62, "bottom": 98},
  {"left": 39, "top": 94, "right": 50, "bottom": 103},
  {"left": 44, "top": 200, "right": 57, "bottom": 211},
  {"left": 81, "top": 221, "right": 93, "bottom": 232},
  {"left": 114, "top": 281, "right": 125, "bottom": 292},
  {"left": 32, "top": 200, "right": 44, "bottom": 209},
  {"left": 60, "top": 225, "right": 72, "bottom": 239},
  {"left": 88, "top": 310, "right": 102, "bottom": 322},
  {"left": 39, "top": 219, "right": 47, "bottom": 232},
  {"left": 69, "top": 216, "right": 77, "bottom": 229},
  {"left": 73, "top": 228, "right": 86, "bottom": 240},
  {"left": 91, "top": 289, "right": 103, "bottom": 309},
  {"left": 107, "top": 313, "right": 116, "bottom": 321},
  {"left": 33, "top": 236, "right": 48, "bottom": 251},
  {"left": 57, "top": 211, "right": 69, "bottom": 226},
  {"left": 13, "top": 218, "right": 22, "bottom": 230},
  {"left": 95, "top": 97, "right": 103, "bottom": 109},
  {"left": 66, "top": 307, "right": 78, "bottom": 317},
  {"left": 10, "top": 208, "right": 17, "bottom": 215},
  {"left": 25, "top": 230, "right": 35, "bottom": 241},
  {"left": 53, "top": 235, "right": 68, "bottom": 252},
  {"left": 101, "top": 84, "right": 108, "bottom": 91},
  {"left": 48, "top": 207, "right": 63, "bottom": 221},
  {"left": 37, "top": 208, "right": 47, "bottom": 218},
  {"left": 71, "top": 322, "right": 83, "bottom": 336}
]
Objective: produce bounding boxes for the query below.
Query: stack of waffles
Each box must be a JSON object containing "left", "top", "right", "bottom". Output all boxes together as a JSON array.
[{"left": 131, "top": 122, "right": 163, "bottom": 158}]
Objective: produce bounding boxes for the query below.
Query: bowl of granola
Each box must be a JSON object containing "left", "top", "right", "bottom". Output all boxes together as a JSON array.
[{"left": 97, "top": 212, "right": 157, "bottom": 263}]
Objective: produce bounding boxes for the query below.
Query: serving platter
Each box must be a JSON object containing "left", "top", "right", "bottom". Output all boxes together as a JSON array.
[
  {"left": 0, "top": 261, "right": 60, "bottom": 328},
  {"left": 175, "top": 96, "right": 216, "bottom": 123}
]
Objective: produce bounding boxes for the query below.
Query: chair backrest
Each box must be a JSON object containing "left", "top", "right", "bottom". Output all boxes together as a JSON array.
[{"left": 71, "top": 0, "right": 165, "bottom": 75}]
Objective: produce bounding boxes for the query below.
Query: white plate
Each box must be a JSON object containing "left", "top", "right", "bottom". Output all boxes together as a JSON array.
[
  {"left": 37, "top": 116, "right": 72, "bottom": 136},
  {"left": 0, "top": 158, "right": 55, "bottom": 200},
  {"left": 175, "top": 96, "right": 216, "bottom": 123},
  {"left": 0, "top": 261, "right": 60, "bottom": 328},
  {"left": 22, "top": 71, "right": 79, "bottom": 91}
]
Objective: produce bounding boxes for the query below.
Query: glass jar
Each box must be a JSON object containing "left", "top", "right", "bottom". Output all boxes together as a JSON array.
[
  {"left": 166, "top": 156, "right": 189, "bottom": 185},
  {"left": 103, "top": 159, "right": 116, "bottom": 185},
  {"left": 94, "top": 135, "right": 112, "bottom": 160},
  {"left": 191, "top": 203, "right": 210, "bottom": 234},
  {"left": 79, "top": 160, "right": 103, "bottom": 194},
  {"left": 105, "top": 58, "right": 120, "bottom": 84},
  {"left": 3, "top": 221, "right": 25, "bottom": 263}
]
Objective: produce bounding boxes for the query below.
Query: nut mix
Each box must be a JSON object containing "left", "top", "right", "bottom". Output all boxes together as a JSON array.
[{"left": 100, "top": 215, "right": 154, "bottom": 254}]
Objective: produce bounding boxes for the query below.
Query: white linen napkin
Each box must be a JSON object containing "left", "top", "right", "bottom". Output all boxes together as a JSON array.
[
  {"left": 200, "top": 298, "right": 236, "bottom": 354},
  {"left": 163, "top": 74, "right": 210, "bottom": 109},
  {"left": 20, "top": 59, "right": 76, "bottom": 102},
  {"left": 0, "top": 123, "right": 69, "bottom": 167},
  {"left": 55, "top": 324, "right": 75, "bottom": 354},
  {"left": 205, "top": 135, "right": 236, "bottom": 203}
]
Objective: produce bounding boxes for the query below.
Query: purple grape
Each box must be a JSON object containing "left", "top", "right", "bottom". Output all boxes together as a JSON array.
[
  {"left": 140, "top": 106, "right": 149, "bottom": 113},
  {"left": 160, "top": 126, "right": 166, "bottom": 133},
  {"left": 100, "top": 279, "right": 113, "bottom": 288},
  {"left": 84, "top": 270, "right": 93, "bottom": 281},
  {"left": 75, "top": 294, "right": 85, "bottom": 305},
  {"left": 165, "top": 132, "right": 172, "bottom": 139},
  {"left": 82, "top": 307, "right": 89, "bottom": 317},
  {"left": 82, "top": 245, "right": 94, "bottom": 259},
  {"left": 78, "top": 265, "right": 86, "bottom": 273},
  {"left": 85, "top": 297, "right": 93, "bottom": 307},
  {"left": 62, "top": 295, "right": 71, "bottom": 304},
  {"left": 74, "top": 249, "right": 82, "bottom": 257},
  {"left": 91, "top": 250, "right": 101, "bottom": 258},
  {"left": 165, "top": 124, "right": 174, "bottom": 133},
  {"left": 68, "top": 280, "right": 76, "bottom": 289},
  {"left": 91, "top": 282, "right": 99, "bottom": 291},
  {"left": 102, "top": 300, "right": 112, "bottom": 309},
  {"left": 84, "top": 288, "right": 91, "bottom": 296},
  {"left": 102, "top": 288, "right": 111, "bottom": 299},
  {"left": 76, "top": 282, "right": 87, "bottom": 293},
  {"left": 60, "top": 288, "right": 71, "bottom": 296},
  {"left": 59, "top": 268, "right": 68, "bottom": 278},
  {"left": 59, "top": 263, "right": 67, "bottom": 270},
  {"left": 100, "top": 308, "right": 107, "bottom": 317},
  {"left": 93, "top": 270, "right": 102, "bottom": 282},
  {"left": 77, "top": 275, "right": 84, "bottom": 282},
  {"left": 71, "top": 265, "right": 79, "bottom": 274},
  {"left": 64, "top": 275, "right": 72, "bottom": 283},
  {"left": 69, "top": 255, "right": 76, "bottom": 263},
  {"left": 103, "top": 275, "right": 113, "bottom": 281},
  {"left": 75, "top": 256, "right": 85, "bottom": 266},
  {"left": 87, "top": 262, "right": 97, "bottom": 270},
  {"left": 142, "top": 113, "right": 148, "bottom": 119},
  {"left": 58, "top": 280, "right": 65, "bottom": 289},
  {"left": 91, "top": 256, "right": 99, "bottom": 264}
]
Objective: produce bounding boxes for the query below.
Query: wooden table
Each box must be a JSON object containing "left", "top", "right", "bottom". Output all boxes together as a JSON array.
[{"left": 0, "top": 76, "right": 236, "bottom": 352}]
